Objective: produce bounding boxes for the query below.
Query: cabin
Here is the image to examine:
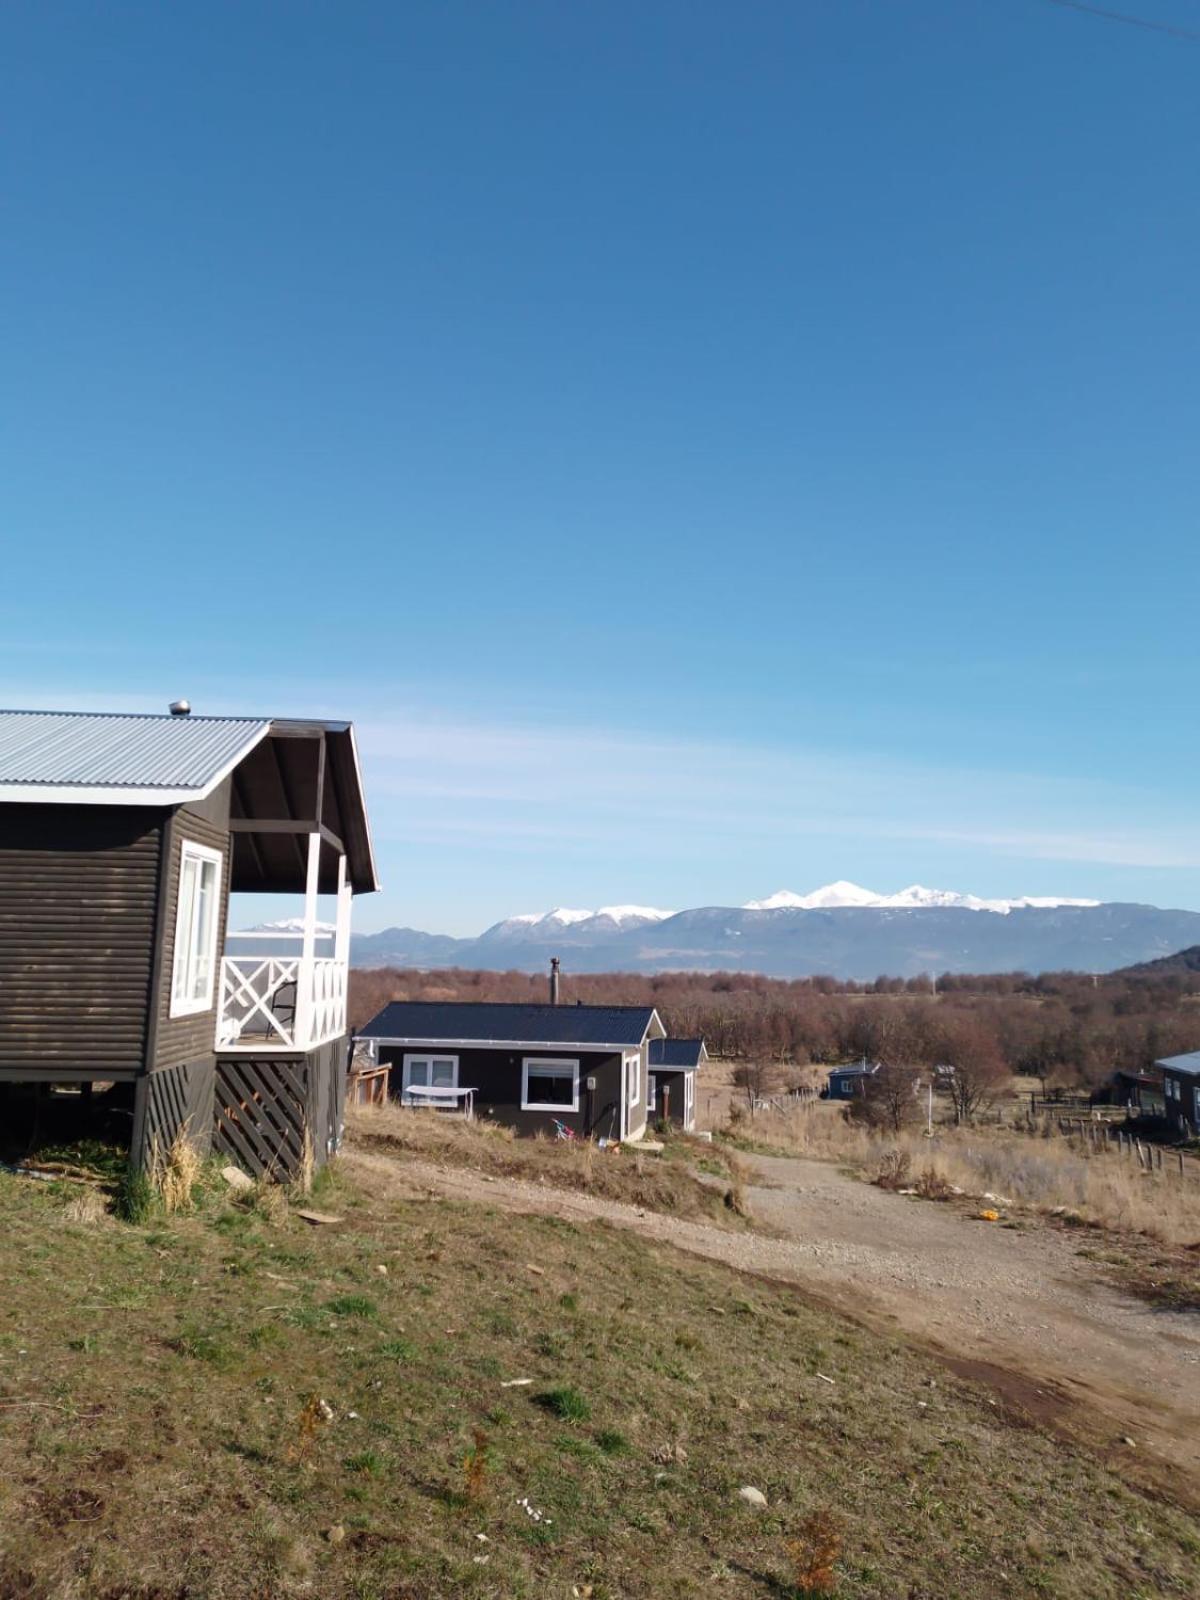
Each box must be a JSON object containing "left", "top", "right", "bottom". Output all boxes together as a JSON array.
[
  {"left": 354, "top": 1000, "right": 667, "bottom": 1142},
  {"left": 648, "top": 1037, "right": 707, "bottom": 1131},
  {"left": 1107, "top": 1068, "right": 1165, "bottom": 1119},
  {"left": 1156, "top": 1052, "right": 1200, "bottom": 1137},
  {"left": 0, "top": 706, "right": 377, "bottom": 1177},
  {"left": 825, "top": 1062, "right": 879, "bottom": 1100}
]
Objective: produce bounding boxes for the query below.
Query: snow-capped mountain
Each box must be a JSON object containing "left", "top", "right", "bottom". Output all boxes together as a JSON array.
[
  {"left": 482, "top": 905, "right": 675, "bottom": 941},
  {"left": 352, "top": 889, "right": 1200, "bottom": 981},
  {"left": 235, "top": 917, "right": 337, "bottom": 935},
  {"left": 742, "top": 882, "right": 1100, "bottom": 915}
]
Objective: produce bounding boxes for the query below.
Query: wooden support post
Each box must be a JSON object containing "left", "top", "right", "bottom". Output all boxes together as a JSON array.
[{"left": 295, "top": 830, "right": 322, "bottom": 1048}]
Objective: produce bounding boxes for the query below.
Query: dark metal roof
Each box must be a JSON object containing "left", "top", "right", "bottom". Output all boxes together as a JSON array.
[
  {"left": 1156, "top": 1051, "right": 1200, "bottom": 1077},
  {"left": 358, "top": 1001, "right": 661, "bottom": 1050},
  {"left": 0, "top": 711, "right": 269, "bottom": 796},
  {"left": 649, "top": 1038, "right": 706, "bottom": 1070}
]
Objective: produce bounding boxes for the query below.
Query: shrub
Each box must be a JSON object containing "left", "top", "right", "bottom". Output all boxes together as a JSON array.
[{"left": 115, "top": 1163, "right": 156, "bottom": 1224}]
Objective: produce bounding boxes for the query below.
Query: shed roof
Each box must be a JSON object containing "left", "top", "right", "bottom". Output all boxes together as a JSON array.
[
  {"left": 1156, "top": 1051, "right": 1200, "bottom": 1077},
  {"left": 0, "top": 711, "right": 270, "bottom": 801},
  {"left": 359, "top": 1001, "right": 663, "bottom": 1051},
  {"left": 649, "top": 1038, "right": 707, "bottom": 1070}
]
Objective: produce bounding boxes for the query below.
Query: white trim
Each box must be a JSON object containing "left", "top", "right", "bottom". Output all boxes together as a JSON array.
[
  {"left": 169, "top": 840, "right": 224, "bottom": 1017},
  {"left": 624, "top": 1050, "right": 641, "bottom": 1109},
  {"left": 521, "top": 1057, "right": 580, "bottom": 1114},
  {"left": 401, "top": 1052, "right": 460, "bottom": 1101}
]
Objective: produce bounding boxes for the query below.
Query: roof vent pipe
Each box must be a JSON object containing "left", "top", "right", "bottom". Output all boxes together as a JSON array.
[
  {"left": 168, "top": 699, "right": 192, "bottom": 716},
  {"left": 549, "top": 957, "right": 560, "bottom": 1006}
]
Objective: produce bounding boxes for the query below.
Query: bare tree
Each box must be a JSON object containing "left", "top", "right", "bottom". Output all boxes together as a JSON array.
[
  {"left": 731, "top": 1058, "right": 782, "bottom": 1113},
  {"left": 851, "top": 1060, "right": 923, "bottom": 1133}
]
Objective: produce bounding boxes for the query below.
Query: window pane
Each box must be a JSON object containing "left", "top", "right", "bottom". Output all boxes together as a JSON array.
[
  {"left": 431, "top": 1058, "right": 456, "bottom": 1087},
  {"left": 173, "top": 856, "right": 199, "bottom": 1002},
  {"left": 407, "top": 1060, "right": 430, "bottom": 1087},
  {"left": 191, "top": 858, "right": 218, "bottom": 999},
  {"left": 527, "top": 1068, "right": 574, "bottom": 1107}
]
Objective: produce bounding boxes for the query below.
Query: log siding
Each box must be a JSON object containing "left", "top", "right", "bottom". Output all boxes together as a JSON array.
[
  {"left": 150, "top": 805, "right": 232, "bottom": 1076},
  {"left": 0, "top": 805, "right": 162, "bottom": 1073}
]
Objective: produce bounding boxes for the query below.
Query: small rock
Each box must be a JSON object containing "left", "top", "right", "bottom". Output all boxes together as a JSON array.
[
  {"left": 326, "top": 1525, "right": 345, "bottom": 1545},
  {"left": 295, "top": 1209, "right": 344, "bottom": 1226},
  {"left": 317, "top": 1399, "right": 335, "bottom": 1422},
  {"left": 738, "top": 1485, "right": 768, "bottom": 1508},
  {"left": 375, "top": 1264, "right": 389, "bottom": 1276},
  {"left": 1121, "top": 1436, "right": 1136, "bottom": 1448},
  {"left": 221, "top": 1166, "right": 254, "bottom": 1191}
]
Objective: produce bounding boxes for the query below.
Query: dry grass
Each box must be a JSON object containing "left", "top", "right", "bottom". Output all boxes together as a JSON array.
[
  {"left": 151, "top": 1128, "right": 203, "bottom": 1215},
  {"left": 726, "top": 1102, "right": 1200, "bottom": 1246},
  {"left": 1, "top": 1162, "right": 1197, "bottom": 1599},
  {"left": 348, "top": 1102, "right": 749, "bottom": 1226}
]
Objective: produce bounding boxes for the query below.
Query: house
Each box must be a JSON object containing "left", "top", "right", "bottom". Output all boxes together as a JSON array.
[
  {"left": 648, "top": 1037, "right": 707, "bottom": 1130},
  {"left": 1155, "top": 1052, "right": 1200, "bottom": 1137},
  {"left": 825, "top": 1062, "right": 879, "bottom": 1100},
  {"left": 355, "top": 1000, "right": 666, "bottom": 1141},
  {"left": 0, "top": 706, "right": 377, "bottom": 1176}
]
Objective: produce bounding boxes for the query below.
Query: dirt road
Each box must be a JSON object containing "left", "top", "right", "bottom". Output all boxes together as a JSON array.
[{"left": 345, "top": 1142, "right": 1200, "bottom": 1495}]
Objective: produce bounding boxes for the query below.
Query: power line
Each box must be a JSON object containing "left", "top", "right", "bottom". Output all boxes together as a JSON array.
[{"left": 1044, "top": 0, "right": 1200, "bottom": 42}]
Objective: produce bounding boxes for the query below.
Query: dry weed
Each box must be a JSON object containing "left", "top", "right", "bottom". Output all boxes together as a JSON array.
[
  {"left": 154, "top": 1128, "right": 202, "bottom": 1214},
  {"left": 788, "top": 1508, "right": 842, "bottom": 1595},
  {"left": 462, "top": 1427, "right": 490, "bottom": 1503}
]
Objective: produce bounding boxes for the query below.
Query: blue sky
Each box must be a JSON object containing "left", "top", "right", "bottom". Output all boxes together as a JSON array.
[{"left": 2, "top": 0, "right": 1198, "bottom": 933}]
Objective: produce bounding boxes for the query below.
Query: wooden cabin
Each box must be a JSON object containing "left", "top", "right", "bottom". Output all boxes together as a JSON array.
[
  {"left": 648, "top": 1037, "right": 706, "bottom": 1130},
  {"left": 0, "top": 707, "right": 377, "bottom": 1176},
  {"left": 1156, "top": 1051, "right": 1200, "bottom": 1137},
  {"left": 355, "top": 1000, "right": 667, "bottom": 1142}
]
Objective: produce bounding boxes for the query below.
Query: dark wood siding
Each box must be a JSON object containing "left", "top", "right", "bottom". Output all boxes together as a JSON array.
[
  {"left": 378, "top": 1045, "right": 625, "bottom": 1139},
  {"left": 0, "top": 805, "right": 163, "bottom": 1075},
  {"left": 150, "top": 803, "right": 232, "bottom": 1076}
]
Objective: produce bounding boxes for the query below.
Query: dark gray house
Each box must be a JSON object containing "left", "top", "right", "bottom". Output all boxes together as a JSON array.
[
  {"left": 825, "top": 1062, "right": 879, "bottom": 1100},
  {"left": 1156, "top": 1051, "right": 1200, "bottom": 1137},
  {"left": 648, "top": 1037, "right": 706, "bottom": 1130},
  {"left": 0, "top": 707, "right": 377, "bottom": 1176},
  {"left": 355, "top": 1000, "right": 666, "bottom": 1141}
]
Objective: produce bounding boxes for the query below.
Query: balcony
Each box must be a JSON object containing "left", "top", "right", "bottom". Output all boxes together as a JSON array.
[{"left": 216, "top": 929, "right": 347, "bottom": 1054}]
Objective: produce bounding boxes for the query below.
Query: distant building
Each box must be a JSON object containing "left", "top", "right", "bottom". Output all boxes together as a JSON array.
[
  {"left": 1155, "top": 1052, "right": 1200, "bottom": 1136},
  {"left": 648, "top": 1037, "right": 707, "bottom": 1131},
  {"left": 825, "top": 1062, "right": 879, "bottom": 1100}
]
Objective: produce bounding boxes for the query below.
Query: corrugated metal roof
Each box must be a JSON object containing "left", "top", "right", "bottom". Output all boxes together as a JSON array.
[
  {"left": 358, "top": 1001, "right": 659, "bottom": 1049},
  {"left": 0, "top": 711, "right": 270, "bottom": 792},
  {"left": 649, "top": 1038, "right": 706, "bottom": 1070},
  {"left": 1156, "top": 1051, "right": 1200, "bottom": 1077}
]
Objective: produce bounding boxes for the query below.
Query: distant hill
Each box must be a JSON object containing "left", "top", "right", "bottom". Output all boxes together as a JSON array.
[
  {"left": 1117, "top": 945, "right": 1200, "bottom": 977},
  {"left": 351, "top": 885, "right": 1200, "bottom": 981}
]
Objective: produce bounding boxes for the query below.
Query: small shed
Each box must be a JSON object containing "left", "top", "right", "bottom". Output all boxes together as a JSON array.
[
  {"left": 648, "top": 1038, "right": 706, "bottom": 1131},
  {"left": 1155, "top": 1052, "right": 1200, "bottom": 1136}
]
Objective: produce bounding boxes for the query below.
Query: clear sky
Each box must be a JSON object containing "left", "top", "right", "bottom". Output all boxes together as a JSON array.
[{"left": 2, "top": 1, "right": 1198, "bottom": 933}]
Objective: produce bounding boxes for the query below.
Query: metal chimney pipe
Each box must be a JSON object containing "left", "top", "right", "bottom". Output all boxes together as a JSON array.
[
  {"left": 168, "top": 699, "right": 192, "bottom": 716},
  {"left": 549, "top": 957, "right": 560, "bottom": 1006}
]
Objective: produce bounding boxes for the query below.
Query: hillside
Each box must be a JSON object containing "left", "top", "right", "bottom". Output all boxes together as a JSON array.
[
  {"left": 1, "top": 1157, "right": 1196, "bottom": 1599},
  {"left": 1119, "top": 945, "right": 1200, "bottom": 977}
]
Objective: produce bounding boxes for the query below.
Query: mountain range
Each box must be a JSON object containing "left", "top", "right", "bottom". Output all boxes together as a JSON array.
[{"left": 346, "top": 882, "right": 1200, "bottom": 981}]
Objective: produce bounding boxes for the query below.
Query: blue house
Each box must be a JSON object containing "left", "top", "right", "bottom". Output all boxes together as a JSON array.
[{"left": 1155, "top": 1052, "right": 1200, "bottom": 1137}]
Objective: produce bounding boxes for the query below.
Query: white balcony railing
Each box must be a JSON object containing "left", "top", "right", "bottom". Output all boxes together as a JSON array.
[{"left": 216, "top": 954, "right": 348, "bottom": 1053}]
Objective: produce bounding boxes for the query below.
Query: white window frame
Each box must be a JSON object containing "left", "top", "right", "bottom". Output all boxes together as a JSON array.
[
  {"left": 648, "top": 1073, "right": 657, "bottom": 1113},
  {"left": 401, "top": 1053, "right": 459, "bottom": 1101},
  {"left": 625, "top": 1050, "right": 641, "bottom": 1109},
  {"left": 169, "top": 840, "right": 223, "bottom": 1018},
  {"left": 684, "top": 1072, "right": 695, "bottom": 1129},
  {"left": 521, "top": 1057, "right": 580, "bottom": 1114}
]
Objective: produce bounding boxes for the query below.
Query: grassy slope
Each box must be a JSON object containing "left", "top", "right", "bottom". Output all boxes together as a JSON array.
[{"left": 0, "top": 1166, "right": 1196, "bottom": 1600}]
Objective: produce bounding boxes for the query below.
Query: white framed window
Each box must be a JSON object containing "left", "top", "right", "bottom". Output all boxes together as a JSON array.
[
  {"left": 402, "top": 1053, "right": 459, "bottom": 1102},
  {"left": 625, "top": 1051, "right": 641, "bottom": 1110},
  {"left": 169, "top": 841, "right": 223, "bottom": 1017},
  {"left": 521, "top": 1057, "right": 579, "bottom": 1113},
  {"left": 648, "top": 1073, "right": 657, "bottom": 1112},
  {"left": 684, "top": 1072, "right": 695, "bottom": 1128}
]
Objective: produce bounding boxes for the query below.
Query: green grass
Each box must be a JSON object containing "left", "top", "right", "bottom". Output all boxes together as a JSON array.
[{"left": 0, "top": 1161, "right": 1195, "bottom": 1599}]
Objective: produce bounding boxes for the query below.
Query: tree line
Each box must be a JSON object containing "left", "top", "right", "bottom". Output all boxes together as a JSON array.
[{"left": 348, "top": 963, "right": 1200, "bottom": 1092}]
